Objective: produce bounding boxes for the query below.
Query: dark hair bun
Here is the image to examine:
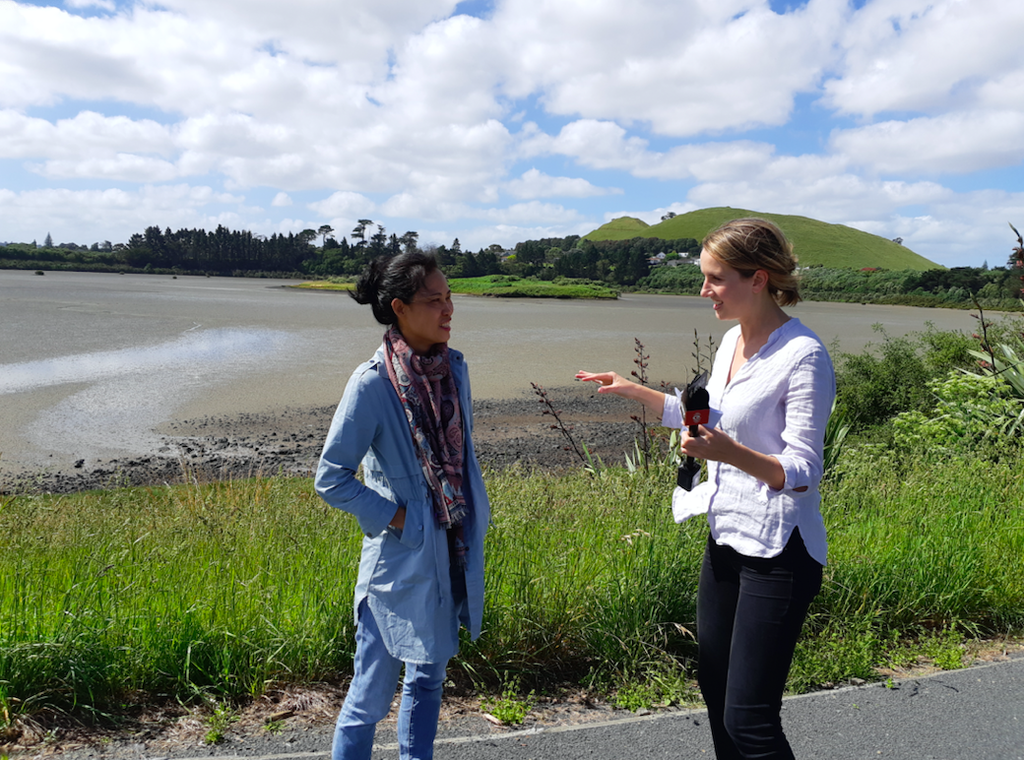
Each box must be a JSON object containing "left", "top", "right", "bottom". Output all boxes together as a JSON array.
[{"left": 349, "top": 251, "right": 439, "bottom": 325}]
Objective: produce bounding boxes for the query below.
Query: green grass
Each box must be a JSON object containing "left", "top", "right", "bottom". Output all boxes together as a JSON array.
[
  {"left": 290, "top": 276, "right": 619, "bottom": 299},
  {"left": 585, "top": 207, "right": 939, "bottom": 270},
  {"left": 449, "top": 275, "right": 618, "bottom": 299},
  {"left": 2, "top": 446, "right": 1023, "bottom": 726},
  {"left": 290, "top": 280, "right": 355, "bottom": 291},
  {"left": 0, "top": 477, "right": 360, "bottom": 720}
]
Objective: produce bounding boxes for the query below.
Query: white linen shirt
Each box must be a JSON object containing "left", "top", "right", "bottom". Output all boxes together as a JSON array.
[{"left": 663, "top": 318, "right": 835, "bottom": 565}]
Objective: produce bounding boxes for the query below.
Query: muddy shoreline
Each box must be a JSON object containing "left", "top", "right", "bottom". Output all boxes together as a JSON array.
[{"left": 0, "top": 386, "right": 654, "bottom": 495}]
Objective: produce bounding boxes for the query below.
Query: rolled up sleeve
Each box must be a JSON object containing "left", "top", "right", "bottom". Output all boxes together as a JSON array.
[{"left": 772, "top": 349, "right": 836, "bottom": 493}]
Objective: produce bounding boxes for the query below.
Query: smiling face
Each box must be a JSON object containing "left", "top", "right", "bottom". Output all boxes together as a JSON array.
[
  {"left": 699, "top": 252, "right": 762, "bottom": 322},
  {"left": 392, "top": 268, "right": 454, "bottom": 354}
]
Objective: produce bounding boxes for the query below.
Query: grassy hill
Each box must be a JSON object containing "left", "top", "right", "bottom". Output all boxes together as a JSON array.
[{"left": 584, "top": 207, "right": 939, "bottom": 270}]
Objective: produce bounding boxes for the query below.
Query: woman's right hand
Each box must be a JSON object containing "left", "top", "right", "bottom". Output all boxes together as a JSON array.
[
  {"left": 575, "top": 370, "right": 635, "bottom": 396},
  {"left": 389, "top": 505, "right": 407, "bottom": 530},
  {"left": 577, "top": 369, "right": 669, "bottom": 418}
]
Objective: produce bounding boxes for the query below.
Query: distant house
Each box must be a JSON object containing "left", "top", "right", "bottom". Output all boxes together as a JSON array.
[{"left": 651, "top": 250, "right": 700, "bottom": 267}]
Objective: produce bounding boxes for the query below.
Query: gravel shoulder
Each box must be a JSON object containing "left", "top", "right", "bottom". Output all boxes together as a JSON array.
[{"left": 10, "top": 641, "right": 1024, "bottom": 759}]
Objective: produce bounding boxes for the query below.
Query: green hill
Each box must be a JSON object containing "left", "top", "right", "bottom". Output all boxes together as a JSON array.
[
  {"left": 585, "top": 207, "right": 939, "bottom": 270},
  {"left": 587, "top": 216, "right": 652, "bottom": 239}
]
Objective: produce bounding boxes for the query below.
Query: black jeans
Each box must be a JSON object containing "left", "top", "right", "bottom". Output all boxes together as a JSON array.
[{"left": 697, "top": 529, "right": 822, "bottom": 759}]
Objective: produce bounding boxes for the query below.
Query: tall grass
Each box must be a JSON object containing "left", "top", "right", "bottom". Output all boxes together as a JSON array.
[
  {"left": 0, "top": 477, "right": 360, "bottom": 720},
  {"left": 464, "top": 463, "right": 704, "bottom": 685},
  {"left": 3, "top": 447, "right": 1024, "bottom": 724}
]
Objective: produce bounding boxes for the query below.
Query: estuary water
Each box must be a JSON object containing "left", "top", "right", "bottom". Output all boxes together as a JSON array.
[{"left": 0, "top": 269, "right": 979, "bottom": 473}]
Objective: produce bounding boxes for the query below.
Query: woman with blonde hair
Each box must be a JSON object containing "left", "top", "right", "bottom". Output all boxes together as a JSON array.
[{"left": 577, "top": 218, "right": 835, "bottom": 759}]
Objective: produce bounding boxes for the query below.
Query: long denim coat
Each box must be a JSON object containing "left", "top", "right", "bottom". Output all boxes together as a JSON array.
[{"left": 314, "top": 345, "right": 489, "bottom": 664}]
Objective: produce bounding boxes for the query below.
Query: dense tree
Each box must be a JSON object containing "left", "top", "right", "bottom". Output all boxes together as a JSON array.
[
  {"left": 400, "top": 231, "right": 419, "bottom": 254},
  {"left": 368, "top": 224, "right": 388, "bottom": 257},
  {"left": 352, "top": 219, "right": 372, "bottom": 248}
]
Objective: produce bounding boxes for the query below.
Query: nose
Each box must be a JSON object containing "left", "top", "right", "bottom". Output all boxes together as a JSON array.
[
  {"left": 699, "top": 278, "right": 711, "bottom": 297},
  {"left": 443, "top": 296, "right": 454, "bottom": 315}
]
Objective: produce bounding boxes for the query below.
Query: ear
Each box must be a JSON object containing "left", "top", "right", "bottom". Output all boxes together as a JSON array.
[
  {"left": 391, "top": 297, "right": 408, "bottom": 319},
  {"left": 751, "top": 269, "right": 769, "bottom": 293}
]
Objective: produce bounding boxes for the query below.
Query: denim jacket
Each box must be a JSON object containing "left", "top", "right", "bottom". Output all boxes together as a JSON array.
[{"left": 314, "top": 344, "right": 489, "bottom": 664}]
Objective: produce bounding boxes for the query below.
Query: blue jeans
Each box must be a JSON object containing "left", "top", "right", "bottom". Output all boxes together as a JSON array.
[
  {"left": 332, "top": 600, "right": 449, "bottom": 760},
  {"left": 697, "top": 529, "right": 822, "bottom": 760}
]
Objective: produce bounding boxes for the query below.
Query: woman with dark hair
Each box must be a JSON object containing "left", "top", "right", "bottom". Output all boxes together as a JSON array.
[
  {"left": 577, "top": 218, "right": 835, "bottom": 759},
  {"left": 315, "top": 251, "right": 489, "bottom": 760}
]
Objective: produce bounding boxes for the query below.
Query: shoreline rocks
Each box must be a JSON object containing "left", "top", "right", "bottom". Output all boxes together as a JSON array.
[{"left": 0, "top": 386, "right": 659, "bottom": 495}]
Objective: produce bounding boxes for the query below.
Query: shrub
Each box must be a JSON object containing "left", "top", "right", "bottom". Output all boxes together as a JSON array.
[
  {"left": 834, "top": 327, "right": 933, "bottom": 431},
  {"left": 892, "top": 371, "right": 1023, "bottom": 454}
]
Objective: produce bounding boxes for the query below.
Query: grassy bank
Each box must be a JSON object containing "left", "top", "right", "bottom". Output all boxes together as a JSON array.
[
  {"left": 292, "top": 275, "right": 619, "bottom": 299},
  {"left": 291, "top": 279, "right": 355, "bottom": 291},
  {"left": 3, "top": 445, "right": 1023, "bottom": 724}
]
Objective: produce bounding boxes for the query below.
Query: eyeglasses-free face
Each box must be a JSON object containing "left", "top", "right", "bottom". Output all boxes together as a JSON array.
[{"left": 393, "top": 269, "right": 453, "bottom": 354}]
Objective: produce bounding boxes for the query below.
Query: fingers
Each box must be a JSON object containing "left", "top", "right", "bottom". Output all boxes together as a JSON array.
[{"left": 575, "top": 370, "right": 612, "bottom": 385}]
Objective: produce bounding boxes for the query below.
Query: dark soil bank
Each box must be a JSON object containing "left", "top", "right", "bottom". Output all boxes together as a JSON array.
[{"left": 1, "top": 386, "right": 657, "bottom": 495}]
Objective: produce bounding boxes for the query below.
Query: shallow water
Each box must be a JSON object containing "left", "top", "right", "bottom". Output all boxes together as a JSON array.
[{"left": 1, "top": 269, "right": 980, "bottom": 472}]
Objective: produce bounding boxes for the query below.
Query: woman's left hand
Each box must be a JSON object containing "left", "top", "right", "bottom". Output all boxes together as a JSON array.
[
  {"left": 680, "top": 425, "right": 736, "bottom": 464},
  {"left": 682, "top": 425, "right": 787, "bottom": 491}
]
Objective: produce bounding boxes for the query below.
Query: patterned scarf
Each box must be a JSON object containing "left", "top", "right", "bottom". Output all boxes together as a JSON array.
[{"left": 383, "top": 326, "right": 469, "bottom": 567}]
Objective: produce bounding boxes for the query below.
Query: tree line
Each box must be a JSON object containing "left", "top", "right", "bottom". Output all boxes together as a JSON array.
[
  {"left": 3, "top": 221, "right": 1020, "bottom": 307},
  {"left": 638, "top": 257, "right": 1024, "bottom": 310},
  {"left": 0, "top": 222, "right": 700, "bottom": 286}
]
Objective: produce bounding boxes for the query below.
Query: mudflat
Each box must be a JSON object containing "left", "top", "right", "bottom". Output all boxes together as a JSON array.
[
  {"left": 1, "top": 269, "right": 981, "bottom": 492},
  {"left": 0, "top": 386, "right": 646, "bottom": 494}
]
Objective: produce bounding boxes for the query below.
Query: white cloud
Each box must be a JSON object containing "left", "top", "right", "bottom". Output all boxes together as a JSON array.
[
  {"left": 31, "top": 153, "right": 179, "bottom": 182},
  {"left": 494, "top": 0, "right": 844, "bottom": 137},
  {"left": 522, "top": 119, "right": 779, "bottom": 182},
  {"left": 825, "top": 0, "right": 1024, "bottom": 117},
  {"left": 65, "top": 0, "right": 115, "bottom": 10},
  {"left": 307, "top": 191, "right": 375, "bottom": 219},
  {"left": 0, "top": 184, "right": 246, "bottom": 246},
  {"left": 0, "top": 0, "right": 1022, "bottom": 268},
  {"left": 688, "top": 172, "right": 951, "bottom": 222},
  {"left": 506, "top": 168, "right": 619, "bottom": 200},
  {"left": 830, "top": 111, "right": 1024, "bottom": 176},
  {"left": 471, "top": 201, "right": 584, "bottom": 226}
]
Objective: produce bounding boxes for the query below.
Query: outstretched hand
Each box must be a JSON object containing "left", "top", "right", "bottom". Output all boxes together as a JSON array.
[{"left": 575, "top": 370, "right": 635, "bottom": 396}]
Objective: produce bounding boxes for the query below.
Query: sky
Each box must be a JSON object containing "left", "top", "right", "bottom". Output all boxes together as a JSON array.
[{"left": 1, "top": 0, "right": 1023, "bottom": 269}]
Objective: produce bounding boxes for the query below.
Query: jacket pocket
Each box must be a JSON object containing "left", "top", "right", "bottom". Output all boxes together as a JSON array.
[{"left": 365, "top": 468, "right": 427, "bottom": 550}]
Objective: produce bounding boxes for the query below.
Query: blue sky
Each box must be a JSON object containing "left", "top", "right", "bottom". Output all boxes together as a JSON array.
[{"left": 1, "top": 0, "right": 1023, "bottom": 268}]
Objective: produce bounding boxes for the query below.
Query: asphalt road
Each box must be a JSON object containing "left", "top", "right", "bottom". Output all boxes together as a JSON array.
[{"left": 160, "top": 654, "right": 1023, "bottom": 760}]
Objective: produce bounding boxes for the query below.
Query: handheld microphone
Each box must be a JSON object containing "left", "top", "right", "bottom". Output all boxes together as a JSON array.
[{"left": 677, "top": 371, "right": 709, "bottom": 491}]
